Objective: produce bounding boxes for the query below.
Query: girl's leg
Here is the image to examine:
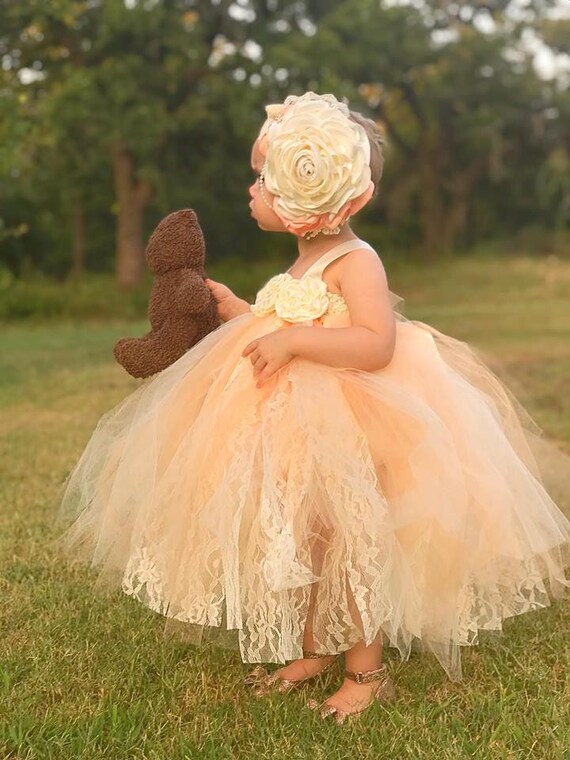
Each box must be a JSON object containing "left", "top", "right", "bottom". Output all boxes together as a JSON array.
[
  {"left": 313, "top": 577, "right": 386, "bottom": 713},
  {"left": 344, "top": 632, "right": 383, "bottom": 673},
  {"left": 330, "top": 633, "right": 385, "bottom": 708},
  {"left": 270, "top": 521, "right": 337, "bottom": 681}
]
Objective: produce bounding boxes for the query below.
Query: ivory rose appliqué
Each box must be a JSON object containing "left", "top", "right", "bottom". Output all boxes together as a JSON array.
[{"left": 250, "top": 274, "right": 330, "bottom": 323}]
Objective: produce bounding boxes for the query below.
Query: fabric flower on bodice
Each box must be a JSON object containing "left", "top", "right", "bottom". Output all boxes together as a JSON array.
[
  {"left": 250, "top": 274, "right": 330, "bottom": 324},
  {"left": 249, "top": 273, "right": 291, "bottom": 317}
]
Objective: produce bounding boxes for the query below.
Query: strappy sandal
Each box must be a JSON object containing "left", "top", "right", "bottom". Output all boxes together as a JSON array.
[
  {"left": 243, "top": 649, "right": 340, "bottom": 697},
  {"left": 306, "top": 663, "right": 396, "bottom": 724}
]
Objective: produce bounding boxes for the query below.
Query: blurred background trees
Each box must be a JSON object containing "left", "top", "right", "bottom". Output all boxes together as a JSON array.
[{"left": 1, "top": 0, "right": 568, "bottom": 288}]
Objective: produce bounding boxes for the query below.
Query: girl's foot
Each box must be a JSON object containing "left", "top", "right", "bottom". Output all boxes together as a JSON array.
[
  {"left": 272, "top": 653, "right": 338, "bottom": 682},
  {"left": 244, "top": 652, "right": 339, "bottom": 696},
  {"left": 306, "top": 665, "right": 396, "bottom": 724},
  {"left": 317, "top": 676, "right": 381, "bottom": 712}
]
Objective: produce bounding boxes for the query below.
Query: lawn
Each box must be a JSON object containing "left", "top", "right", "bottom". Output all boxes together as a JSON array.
[{"left": 1, "top": 254, "right": 569, "bottom": 759}]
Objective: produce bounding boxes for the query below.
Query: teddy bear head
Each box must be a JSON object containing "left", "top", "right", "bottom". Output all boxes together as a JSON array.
[{"left": 145, "top": 208, "right": 206, "bottom": 274}]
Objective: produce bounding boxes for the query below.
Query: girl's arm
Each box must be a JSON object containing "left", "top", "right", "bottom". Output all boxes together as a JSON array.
[
  {"left": 229, "top": 298, "right": 252, "bottom": 317},
  {"left": 288, "top": 249, "right": 396, "bottom": 372}
]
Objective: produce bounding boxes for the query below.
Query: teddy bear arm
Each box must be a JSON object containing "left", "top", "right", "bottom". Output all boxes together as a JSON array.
[{"left": 174, "top": 271, "right": 212, "bottom": 315}]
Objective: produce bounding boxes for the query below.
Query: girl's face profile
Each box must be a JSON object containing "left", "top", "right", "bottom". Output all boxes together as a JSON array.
[{"left": 248, "top": 139, "right": 287, "bottom": 233}]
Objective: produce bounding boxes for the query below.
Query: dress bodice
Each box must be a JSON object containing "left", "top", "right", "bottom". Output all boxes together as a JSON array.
[
  {"left": 285, "top": 239, "right": 377, "bottom": 314},
  {"left": 250, "top": 239, "right": 375, "bottom": 324}
]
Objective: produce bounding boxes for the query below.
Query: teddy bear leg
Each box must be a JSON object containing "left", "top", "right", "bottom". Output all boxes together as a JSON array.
[{"left": 114, "top": 329, "right": 199, "bottom": 379}]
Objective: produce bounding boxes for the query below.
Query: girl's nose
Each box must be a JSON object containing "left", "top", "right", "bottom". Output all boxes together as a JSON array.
[{"left": 248, "top": 182, "right": 256, "bottom": 199}]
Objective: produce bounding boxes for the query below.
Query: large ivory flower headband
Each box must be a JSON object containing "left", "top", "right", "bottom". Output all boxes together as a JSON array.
[{"left": 255, "top": 92, "right": 375, "bottom": 239}]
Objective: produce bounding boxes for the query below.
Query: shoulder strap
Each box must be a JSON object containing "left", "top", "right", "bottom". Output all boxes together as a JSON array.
[
  {"left": 303, "top": 239, "right": 406, "bottom": 314},
  {"left": 303, "top": 239, "right": 375, "bottom": 280}
]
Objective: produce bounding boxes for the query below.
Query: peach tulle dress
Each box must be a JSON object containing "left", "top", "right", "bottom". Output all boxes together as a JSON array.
[{"left": 54, "top": 239, "right": 570, "bottom": 681}]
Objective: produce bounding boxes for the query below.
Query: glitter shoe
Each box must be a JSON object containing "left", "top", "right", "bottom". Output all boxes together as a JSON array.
[
  {"left": 306, "top": 663, "right": 396, "bottom": 724},
  {"left": 243, "top": 649, "right": 340, "bottom": 697}
]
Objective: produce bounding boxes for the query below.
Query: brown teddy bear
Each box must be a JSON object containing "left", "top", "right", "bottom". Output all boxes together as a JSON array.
[{"left": 113, "top": 208, "right": 221, "bottom": 378}]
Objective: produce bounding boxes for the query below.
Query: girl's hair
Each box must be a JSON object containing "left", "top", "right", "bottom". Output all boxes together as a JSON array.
[{"left": 349, "top": 110, "right": 384, "bottom": 198}]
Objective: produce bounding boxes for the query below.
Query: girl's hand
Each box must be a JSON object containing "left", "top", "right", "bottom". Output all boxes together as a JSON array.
[
  {"left": 205, "top": 278, "right": 249, "bottom": 322},
  {"left": 242, "top": 330, "right": 296, "bottom": 388}
]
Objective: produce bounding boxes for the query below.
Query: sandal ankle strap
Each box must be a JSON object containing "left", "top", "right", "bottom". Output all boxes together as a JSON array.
[{"left": 344, "top": 664, "right": 388, "bottom": 684}]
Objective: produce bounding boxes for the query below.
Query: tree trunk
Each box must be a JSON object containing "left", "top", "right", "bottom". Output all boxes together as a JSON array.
[
  {"left": 440, "top": 157, "right": 488, "bottom": 251},
  {"left": 112, "top": 142, "right": 154, "bottom": 289},
  {"left": 69, "top": 204, "right": 85, "bottom": 279},
  {"left": 418, "top": 156, "right": 445, "bottom": 261},
  {"left": 440, "top": 197, "right": 468, "bottom": 252}
]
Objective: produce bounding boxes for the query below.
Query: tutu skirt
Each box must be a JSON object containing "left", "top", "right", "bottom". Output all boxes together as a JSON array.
[{"left": 54, "top": 301, "right": 570, "bottom": 681}]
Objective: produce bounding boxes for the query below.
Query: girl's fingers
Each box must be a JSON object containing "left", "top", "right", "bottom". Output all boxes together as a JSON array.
[
  {"left": 256, "top": 366, "right": 272, "bottom": 388},
  {"left": 252, "top": 356, "right": 267, "bottom": 374},
  {"left": 242, "top": 341, "right": 257, "bottom": 356}
]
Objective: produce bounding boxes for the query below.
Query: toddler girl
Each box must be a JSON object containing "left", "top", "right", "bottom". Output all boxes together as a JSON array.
[{"left": 55, "top": 92, "right": 570, "bottom": 726}]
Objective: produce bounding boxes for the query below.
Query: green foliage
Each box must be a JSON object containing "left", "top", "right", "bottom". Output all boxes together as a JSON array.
[
  {"left": 0, "top": 0, "right": 568, "bottom": 281},
  {"left": 0, "top": 272, "right": 152, "bottom": 322},
  {"left": 0, "top": 249, "right": 284, "bottom": 322}
]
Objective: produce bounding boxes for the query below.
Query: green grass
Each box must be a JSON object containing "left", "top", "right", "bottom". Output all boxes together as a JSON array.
[{"left": 1, "top": 255, "right": 569, "bottom": 759}]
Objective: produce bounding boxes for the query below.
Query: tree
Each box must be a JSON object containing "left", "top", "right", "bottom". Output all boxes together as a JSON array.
[{"left": 267, "top": 0, "right": 569, "bottom": 255}]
